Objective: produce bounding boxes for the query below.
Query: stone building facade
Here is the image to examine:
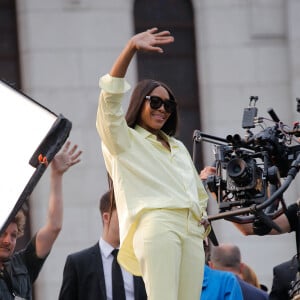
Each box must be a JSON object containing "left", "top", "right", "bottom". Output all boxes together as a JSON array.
[{"left": 13, "top": 0, "right": 300, "bottom": 298}]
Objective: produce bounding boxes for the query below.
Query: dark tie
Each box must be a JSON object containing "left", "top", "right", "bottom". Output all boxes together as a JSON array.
[{"left": 111, "top": 249, "right": 126, "bottom": 300}]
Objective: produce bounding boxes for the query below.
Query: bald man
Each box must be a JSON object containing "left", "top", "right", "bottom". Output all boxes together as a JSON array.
[{"left": 209, "top": 243, "right": 268, "bottom": 300}]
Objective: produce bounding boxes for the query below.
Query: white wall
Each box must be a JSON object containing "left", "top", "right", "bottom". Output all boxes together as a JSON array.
[{"left": 15, "top": 0, "right": 300, "bottom": 297}]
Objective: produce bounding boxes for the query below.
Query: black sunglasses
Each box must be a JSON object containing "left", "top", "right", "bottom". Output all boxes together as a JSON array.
[{"left": 145, "top": 95, "right": 177, "bottom": 113}]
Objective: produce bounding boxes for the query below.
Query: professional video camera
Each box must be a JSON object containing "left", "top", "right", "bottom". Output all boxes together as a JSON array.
[{"left": 194, "top": 96, "right": 300, "bottom": 227}]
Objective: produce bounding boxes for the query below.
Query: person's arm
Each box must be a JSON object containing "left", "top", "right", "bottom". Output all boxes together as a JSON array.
[
  {"left": 233, "top": 202, "right": 295, "bottom": 236},
  {"left": 35, "top": 141, "right": 82, "bottom": 258},
  {"left": 109, "top": 27, "right": 174, "bottom": 78},
  {"left": 233, "top": 213, "right": 291, "bottom": 236},
  {"left": 96, "top": 28, "right": 174, "bottom": 155}
]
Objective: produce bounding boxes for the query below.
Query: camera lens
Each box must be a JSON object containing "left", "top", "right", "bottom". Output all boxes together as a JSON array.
[{"left": 227, "top": 158, "right": 253, "bottom": 186}]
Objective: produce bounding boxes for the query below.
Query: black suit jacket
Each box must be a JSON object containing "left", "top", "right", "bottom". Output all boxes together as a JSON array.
[
  {"left": 58, "top": 243, "right": 147, "bottom": 300},
  {"left": 237, "top": 277, "right": 268, "bottom": 300},
  {"left": 269, "top": 257, "right": 299, "bottom": 300}
]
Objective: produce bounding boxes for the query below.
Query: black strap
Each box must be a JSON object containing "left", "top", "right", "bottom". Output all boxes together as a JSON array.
[{"left": 0, "top": 267, "right": 16, "bottom": 297}]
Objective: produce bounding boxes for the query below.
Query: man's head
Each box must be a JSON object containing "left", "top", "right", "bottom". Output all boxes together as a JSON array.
[
  {"left": 0, "top": 210, "right": 26, "bottom": 264},
  {"left": 99, "top": 189, "right": 119, "bottom": 248},
  {"left": 209, "top": 243, "right": 242, "bottom": 275}
]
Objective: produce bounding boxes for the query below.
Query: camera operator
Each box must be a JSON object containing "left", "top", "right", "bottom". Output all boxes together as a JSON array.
[{"left": 200, "top": 166, "right": 300, "bottom": 300}]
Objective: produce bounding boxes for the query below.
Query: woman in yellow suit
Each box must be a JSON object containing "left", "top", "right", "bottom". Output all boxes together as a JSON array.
[{"left": 96, "top": 28, "right": 210, "bottom": 300}]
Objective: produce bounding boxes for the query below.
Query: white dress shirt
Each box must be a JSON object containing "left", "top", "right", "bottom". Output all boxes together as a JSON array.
[{"left": 99, "top": 238, "right": 134, "bottom": 300}]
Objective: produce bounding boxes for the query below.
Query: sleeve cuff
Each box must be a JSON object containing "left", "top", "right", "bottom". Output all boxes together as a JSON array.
[{"left": 99, "top": 74, "right": 131, "bottom": 94}]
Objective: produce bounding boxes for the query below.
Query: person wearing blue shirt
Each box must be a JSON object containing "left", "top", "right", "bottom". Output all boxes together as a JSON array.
[
  {"left": 210, "top": 243, "right": 268, "bottom": 300},
  {"left": 201, "top": 265, "right": 243, "bottom": 300},
  {"left": 201, "top": 239, "right": 243, "bottom": 300}
]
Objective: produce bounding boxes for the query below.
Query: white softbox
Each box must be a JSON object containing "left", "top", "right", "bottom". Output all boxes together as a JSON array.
[{"left": 0, "top": 80, "right": 72, "bottom": 234}]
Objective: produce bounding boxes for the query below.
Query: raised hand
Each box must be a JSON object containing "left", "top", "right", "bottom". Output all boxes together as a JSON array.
[
  {"left": 109, "top": 27, "right": 174, "bottom": 78},
  {"left": 51, "top": 141, "right": 82, "bottom": 175},
  {"left": 132, "top": 27, "right": 174, "bottom": 53}
]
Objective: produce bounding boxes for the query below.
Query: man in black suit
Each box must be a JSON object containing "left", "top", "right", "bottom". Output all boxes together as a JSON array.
[
  {"left": 269, "top": 256, "right": 299, "bottom": 300},
  {"left": 58, "top": 190, "right": 147, "bottom": 300},
  {"left": 209, "top": 243, "right": 268, "bottom": 300}
]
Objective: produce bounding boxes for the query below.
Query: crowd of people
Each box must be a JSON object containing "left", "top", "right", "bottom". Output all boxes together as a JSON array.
[{"left": 1, "top": 27, "right": 299, "bottom": 300}]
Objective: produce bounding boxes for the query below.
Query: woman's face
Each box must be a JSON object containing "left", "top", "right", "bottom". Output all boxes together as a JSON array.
[{"left": 138, "top": 86, "right": 172, "bottom": 134}]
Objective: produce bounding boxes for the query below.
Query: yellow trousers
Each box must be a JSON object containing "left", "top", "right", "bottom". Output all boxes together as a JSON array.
[{"left": 133, "top": 209, "right": 205, "bottom": 300}]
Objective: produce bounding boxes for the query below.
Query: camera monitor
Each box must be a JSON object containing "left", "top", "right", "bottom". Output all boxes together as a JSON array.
[{"left": 0, "top": 80, "right": 72, "bottom": 235}]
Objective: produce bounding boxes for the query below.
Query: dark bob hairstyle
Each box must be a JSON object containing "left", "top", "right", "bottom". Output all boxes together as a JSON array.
[{"left": 125, "top": 79, "right": 178, "bottom": 136}]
